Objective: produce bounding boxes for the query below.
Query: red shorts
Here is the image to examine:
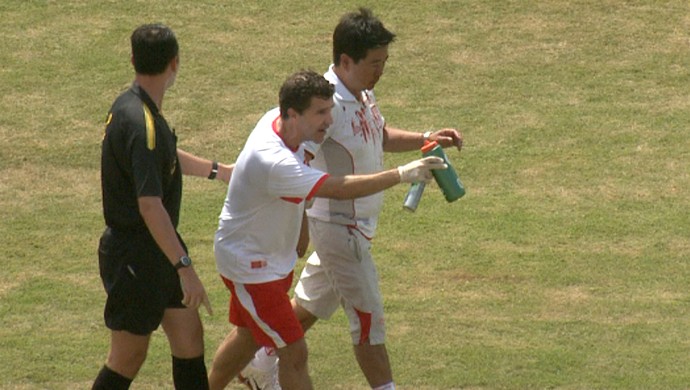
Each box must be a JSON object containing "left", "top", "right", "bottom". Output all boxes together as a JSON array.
[{"left": 221, "top": 272, "right": 303, "bottom": 349}]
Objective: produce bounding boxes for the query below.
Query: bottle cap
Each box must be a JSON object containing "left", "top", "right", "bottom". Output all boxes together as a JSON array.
[{"left": 421, "top": 140, "right": 439, "bottom": 153}]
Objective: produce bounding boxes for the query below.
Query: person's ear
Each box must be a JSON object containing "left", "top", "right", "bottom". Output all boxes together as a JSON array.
[
  {"left": 170, "top": 55, "right": 179, "bottom": 72},
  {"left": 339, "top": 53, "right": 351, "bottom": 70},
  {"left": 286, "top": 107, "right": 298, "bottom": 120}
]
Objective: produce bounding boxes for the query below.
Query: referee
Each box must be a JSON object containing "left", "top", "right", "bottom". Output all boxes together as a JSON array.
[{"left": 92, "top": 24, "right": 231, "bottom": 390}]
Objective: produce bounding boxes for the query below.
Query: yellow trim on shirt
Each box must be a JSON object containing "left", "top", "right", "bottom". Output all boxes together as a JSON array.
[{"left": 143, "top": 104, "right": 155, "bottom": 150}]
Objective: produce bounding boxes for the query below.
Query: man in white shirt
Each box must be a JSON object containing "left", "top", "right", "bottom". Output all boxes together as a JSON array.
[
  {"left": 208, "top": 70, "right": 446, "bottom": 390},
  {"left": 239, "top": 8, "right": 464, "bottom": 390}
]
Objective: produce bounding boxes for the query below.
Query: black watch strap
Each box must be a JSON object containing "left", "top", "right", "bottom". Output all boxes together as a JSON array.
[
  {"left": 174, "top": 255, "right": 192, "bottom": 270},
  {"left": 208, "top": 161, "right": 219, "bottom": 180}
]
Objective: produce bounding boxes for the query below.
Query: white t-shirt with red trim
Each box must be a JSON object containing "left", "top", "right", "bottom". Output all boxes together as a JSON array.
[
  {"left": 304, "top": 65, "right": 386, "bottom": 238},
  {"left": 215, "top": 108, "right": 329, "bottom": 284}
]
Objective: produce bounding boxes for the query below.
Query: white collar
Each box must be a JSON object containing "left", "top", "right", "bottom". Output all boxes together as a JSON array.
[{"left": 325, "top": 64, "right": 362, "bottom": 103}]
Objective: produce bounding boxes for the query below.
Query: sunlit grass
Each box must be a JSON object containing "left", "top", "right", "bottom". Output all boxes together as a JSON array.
[{"left": 2, "top": 0, "right": 690, "bottom": 388}]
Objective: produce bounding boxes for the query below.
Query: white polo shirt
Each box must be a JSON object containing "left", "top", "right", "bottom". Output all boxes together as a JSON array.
[
  {"left": 215, "top": 108, "right": 329, "bottom": 284},
  {"left": 305, "top": 65, "right": 386, "bottom": 238}
]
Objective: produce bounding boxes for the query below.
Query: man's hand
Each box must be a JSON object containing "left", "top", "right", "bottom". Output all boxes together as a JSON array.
[
  {"left": 430, "top": 128, "right": 464, "bottom": 152},
  {"left": 398, "top": 156, "right": 446, "bottom": 183},
  {"left": 296, "top": 212, "right": 310, "bottom": 258},
  {"left": 216, "top": 163, "right": 234, "bottom": 184},
  {"left": 178, "top": 267, "right": 213, "bottom": 316}
]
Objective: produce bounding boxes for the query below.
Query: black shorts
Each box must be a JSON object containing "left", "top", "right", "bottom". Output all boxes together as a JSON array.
[{"left": 98, "top": 227, "right": 185, "bottom": 335}]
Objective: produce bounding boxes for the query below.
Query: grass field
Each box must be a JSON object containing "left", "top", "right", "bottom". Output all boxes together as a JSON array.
[{"left": 2, "top": 0, "right": 690, "bottom": 389}]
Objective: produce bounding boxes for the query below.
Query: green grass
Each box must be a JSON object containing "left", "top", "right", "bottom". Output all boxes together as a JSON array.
[{"left": 2, "top": 0, "right": 690, "bottom": 389}]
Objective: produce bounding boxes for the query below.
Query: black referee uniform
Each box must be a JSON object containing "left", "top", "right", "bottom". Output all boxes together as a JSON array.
[{"left": 98, "top": 83, "right": 186, "bottom": 335}]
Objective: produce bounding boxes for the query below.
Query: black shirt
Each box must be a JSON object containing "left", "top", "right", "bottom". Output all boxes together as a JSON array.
[{"left": 101, "top": 83, "right": 182, "bottom": 231}]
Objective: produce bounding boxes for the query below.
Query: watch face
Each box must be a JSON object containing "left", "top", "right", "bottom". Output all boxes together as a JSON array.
[{"left": 175, "top": 256, "right": 192, "bottom": 269}]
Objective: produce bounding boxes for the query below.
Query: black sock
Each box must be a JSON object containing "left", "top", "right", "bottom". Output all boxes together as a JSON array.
[
  {"left": 92, "top": 365, "right": 132, "bottom": 390},
  {"left": 172, "top": 355, "right": 209, "bottom": 390}
]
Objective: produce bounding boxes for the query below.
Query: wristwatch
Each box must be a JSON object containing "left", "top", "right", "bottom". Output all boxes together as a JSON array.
[
  {"left": 174, "top": 255, "right": 192, "bottom": 270},
  {"left": 207, "top": 161, "right": 219, "bottom": 180},
  {"left": 423, "top": 131, "right": 432, "bottom": 142}
]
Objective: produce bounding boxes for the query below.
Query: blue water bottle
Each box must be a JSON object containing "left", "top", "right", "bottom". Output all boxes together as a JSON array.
[{"left": 421, "top": 141, "right": 465, "bottom": 202}]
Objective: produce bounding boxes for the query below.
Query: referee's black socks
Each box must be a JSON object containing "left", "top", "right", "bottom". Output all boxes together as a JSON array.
[
  {"left": 92, "top": 365, "right": 132, "bottom": 390},
  {"left": 172, "top": 354, "right": 209, "bottom": 390}
]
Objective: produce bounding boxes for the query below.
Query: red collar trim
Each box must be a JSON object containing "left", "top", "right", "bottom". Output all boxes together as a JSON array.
[{"left": 272, "top": 116, "right": 299, "bottom": 152}]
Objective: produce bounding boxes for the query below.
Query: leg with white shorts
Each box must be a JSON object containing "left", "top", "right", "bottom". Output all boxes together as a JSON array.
[{"left": 294, "top": 218, "right": 394, "bottom": 389}]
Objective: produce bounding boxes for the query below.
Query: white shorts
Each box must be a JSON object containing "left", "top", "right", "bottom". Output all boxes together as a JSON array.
[{"left": 294, "top": 218, "right": 386, "bottom": 345}]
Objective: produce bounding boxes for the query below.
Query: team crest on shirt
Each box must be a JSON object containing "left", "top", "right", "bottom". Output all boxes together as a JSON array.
[{"left": 251, "top": 260, "right": 267, "bottom": 269}]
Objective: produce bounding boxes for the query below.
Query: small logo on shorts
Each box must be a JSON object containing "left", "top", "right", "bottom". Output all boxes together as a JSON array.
[{"left": 250, "top": 260, "right": 267, "bottom": 269}]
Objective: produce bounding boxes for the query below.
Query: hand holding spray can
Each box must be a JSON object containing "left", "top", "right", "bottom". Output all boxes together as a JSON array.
[{"left": 402, "top": 140, "right": 465, "bottom": 211}]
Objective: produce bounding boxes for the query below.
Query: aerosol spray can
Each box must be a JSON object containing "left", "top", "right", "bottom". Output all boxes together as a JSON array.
[
  {"left": 422, "top": 140, "right": 465, "bottom": 202},
  {"left": 402, "top": 140, "right": 465, "bottom": 211},
  {"left": 403, "top": 181, "right": 426, "bottom": 212}
]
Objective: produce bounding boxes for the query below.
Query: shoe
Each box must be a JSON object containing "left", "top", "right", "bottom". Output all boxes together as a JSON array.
[
  {"left": 238, "top": 357, "right": 281, "bottom": 390},
  {"left": 237, "top": 373, "right": 260, "bottom": 390}
]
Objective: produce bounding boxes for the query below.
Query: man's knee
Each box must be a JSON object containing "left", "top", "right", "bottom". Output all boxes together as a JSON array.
[
  {"left": 277, "top": 338, "right": 308, "bottom": 371},
  {"left": 107, "top": 331, "right": 150, "bottom": 377},
  {"left": 106, "top": 348, "right": 147, "bottom": 378},
  {"left": 162, "top": 308, "right": 205, "bottom": 357}
]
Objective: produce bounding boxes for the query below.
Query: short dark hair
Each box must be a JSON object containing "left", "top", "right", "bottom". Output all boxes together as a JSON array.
[
  {"left": 332, "top": 8, "right": 396, "bottom": 65},
  {"left": 131, "top": 24, "right": 179, "bottom": 75},
  {"left": 279, "top": 70, "right": 335, "bottom": 119}
]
